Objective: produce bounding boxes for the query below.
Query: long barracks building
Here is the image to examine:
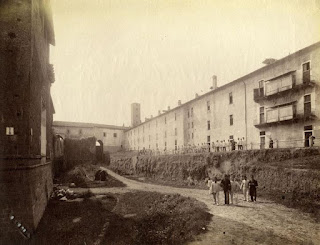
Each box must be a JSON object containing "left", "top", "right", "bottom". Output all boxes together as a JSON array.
[{"left": 125, "top": 41, "right": 320, "bottom": 151}]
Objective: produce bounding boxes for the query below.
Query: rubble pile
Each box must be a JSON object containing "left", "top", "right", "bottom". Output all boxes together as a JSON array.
[
  {"left": 94, "top": 170, "right": 108, "bottom": 181},
  {"left": 51, "top": 187, "right": 77, "bottom": 201}
]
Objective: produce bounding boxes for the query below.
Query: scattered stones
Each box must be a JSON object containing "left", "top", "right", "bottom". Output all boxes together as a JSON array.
[
  {"left": 72, "top": 217, "right": 82, "bottom": 223},
  {"left": 69, "top": 182, "right": 76, "bottom": 188},
  {"left": 51, "top": 187, "right": 78, "bottom": 201},
  {"left": 124, "top": 214, "right": 137, "bottom": 218}
]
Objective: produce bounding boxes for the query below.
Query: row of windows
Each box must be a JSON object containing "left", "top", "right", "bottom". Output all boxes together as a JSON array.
[
  {"left": 65, "top": 129, "right": 117, "bottom": 138},
  {"left": 130, "top": 92, "right": 235, "bottom": 135},
  {"left": 130, "top": 115, "right": 234, "bottom": 143}
]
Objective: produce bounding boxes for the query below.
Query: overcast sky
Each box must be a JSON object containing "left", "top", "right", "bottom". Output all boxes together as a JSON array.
[{"left": 50, "top": 0, "right": 320, "bottom": 126}]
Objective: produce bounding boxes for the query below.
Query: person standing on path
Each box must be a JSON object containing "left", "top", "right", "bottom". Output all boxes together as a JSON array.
[
  {"left": 248, "top": 175, "right": 258, "bottom": 202},
  {"left": 209, "top": 177, "right": 220, "bottom": 205},
  {"left": 220, "top": 174, "right": 231, "bottom": 205},
  {"left": 230, "top": 176, "right": 240, "bottom": 204},
  {"left": 240, "top": 175, "right": 249, "bottom": 201}
]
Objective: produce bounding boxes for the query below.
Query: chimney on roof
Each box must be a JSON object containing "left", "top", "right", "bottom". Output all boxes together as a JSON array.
[
  {"left": 178, "top": 100, "right": 181, "bottom": 106},
  {"left": 210, "top": 75, "right": 217, "bottom": 90},
  {"left": 158, "top": 110, "right": 161, "bottom": 115},
  {"left": 262, "top": 58, "right": 277, "bottom": 65},
  {"left": 167, "top": 106, "right": 170, "bottom": 110},
  {"left": 195, "top": 93, "right": 199, "bottom": 98}
]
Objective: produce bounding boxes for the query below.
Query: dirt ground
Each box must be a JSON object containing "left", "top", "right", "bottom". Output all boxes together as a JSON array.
[{"left": 87, "top": 167, "right": 320, "bottom": 245}]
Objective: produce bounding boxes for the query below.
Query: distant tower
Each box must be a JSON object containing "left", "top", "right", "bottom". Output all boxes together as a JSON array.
[{"left": 131, "top": 103, "right": 141, "bottom": 127}]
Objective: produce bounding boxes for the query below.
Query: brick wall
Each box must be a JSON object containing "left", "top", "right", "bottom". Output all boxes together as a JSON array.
[
  {"left": 0, "top": 0, "right": 55, "bottom": 243},
  {"left": 0, "top": 159, "right": 53, "bottom": 242}
]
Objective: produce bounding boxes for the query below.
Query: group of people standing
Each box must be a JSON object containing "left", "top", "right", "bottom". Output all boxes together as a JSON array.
[{"left": 207, "top": 174, "right": 258, "bottom": 205}]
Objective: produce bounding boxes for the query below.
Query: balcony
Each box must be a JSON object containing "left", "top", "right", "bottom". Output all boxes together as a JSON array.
[
  {"left": 254, "top": 105, "right": 316, "bottom": 128},
  {"left": 253, "top": 71, "right": 316, "bottom": 103}
]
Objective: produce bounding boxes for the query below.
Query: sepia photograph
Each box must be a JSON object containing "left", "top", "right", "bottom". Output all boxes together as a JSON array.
[{"left": 0, "top": 0, "right": 320, "bottom": 244}]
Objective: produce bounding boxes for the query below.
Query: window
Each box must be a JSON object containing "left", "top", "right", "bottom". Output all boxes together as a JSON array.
[
  {"left": 175, "top": 128, "right": 177, "bottom": 136},
  {"left": 79, "top": 129, "right": 82, "bottom": 135},
  {"left": 67, "top": 129, "right": 70, "bottom": 134},
  {"left": 113, "top": 133, "right": 117, "bottom": 138},
  {"left": 103, "top": 132, "right": 106, "bottom": 137},
  {"left": 6, "top": 127, "right": 14, "bottom": 135},
  {"left": 302, "top": 62, "right": 311, "bottom": 83},
  {"left": 260, "top": 107, "right": 265, "bottom": 124},
  {"left": 191, "top": 108, "right": 194, "bottom": 117},
  {"left": 260, "top": 135, "right": 265, "bottom": 149},
  {"left": 303, "top": 62, "right": 310, "bottom": 72},
  {"left": 229, "top": 92, "right": 233, "bottom": 104},
  {"left": 229, "top": 115, "right": 233, "bottom": 126},
  {"left": 188, "top": 110, "right": 190, "bottom": 118},
  {"left": 259, "top": 80, "right": 264, "bottom": 88},
  {"left": 175, "top": 139, "right": 177, "bottom": 150},
  {"left": 304, "top": 94, "right": 311, "bottom": 117},
  {"left": 207, "top": 101, "right": 210, "bottom": 111},
  {"left": 260, "top": 131, "right": 265, "bottom": 136},
  {"left": 229, "top": 135, "right": 233, "bottom": 140},
  {"left": 207, "top": 135, "right": 210, "bottom": 143},
  {"left": 207, "top": 120, "right": 211, "bottom": 130},
  {"left": 175, "top": 113, "right": 177, "bottom": 121},
  {"left": 188, "top": 122, "right": 190, "bottom": 129},
  {"left": 192, "top": 122, "right": 194, "bottom": 128},
  {"left": 165, "top": 117, "right": 167, "bottom": 124},
  {"left": 304, "top": 125, "right": 313, "bottom": 131},
  {"left": 192, "top": 133, "right": 194, "bottom": 139}
]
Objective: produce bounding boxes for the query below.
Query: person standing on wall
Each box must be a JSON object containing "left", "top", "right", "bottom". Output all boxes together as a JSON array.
[
  {"left": 269, "top": 137, "right": 274, "bottom": 149},
  {"left": 240, "top": 175, "right": 249, "bottom": 201},
  {"left": 309, "top": 135, "right": 315, "bottom": 147},
  {"left": 248, "top": 175, "right": 258, "bottom": 202},
  {"left": 238, "top": 138, "right": 242, "bottom": 150},
  {"left": 220, "top": 174, "right": 231, "bottom": 205}
]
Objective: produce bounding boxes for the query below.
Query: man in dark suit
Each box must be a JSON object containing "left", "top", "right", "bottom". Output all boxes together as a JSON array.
[{"left": 220, "top": 174, "right": 231, "bottom": 204}]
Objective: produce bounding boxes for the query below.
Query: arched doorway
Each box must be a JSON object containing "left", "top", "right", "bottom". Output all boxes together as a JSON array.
[
  {"left": 53, "top": 135, "right": 64, "bottom": 177},
  {"left": 96, "top": 140, "right": 103, "bottom": 162},
  {"left": 55, "top": 135, "right": 64, "bottom": 158}
]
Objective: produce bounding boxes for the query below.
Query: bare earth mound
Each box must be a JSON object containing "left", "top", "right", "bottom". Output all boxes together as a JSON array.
[{"left": 57, "top": 163, "right": 126, "bottom": 188}]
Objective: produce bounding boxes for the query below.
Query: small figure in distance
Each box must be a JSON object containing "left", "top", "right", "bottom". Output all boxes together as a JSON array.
[
  {"left": 240, "top": 175, "right": 249, "bottom": 201},
  {"left": 248, "top": 175, "right": 258, "bottom": 202},
  {"left": 269, "top": 137, "right": 274, "bottom": 149},
  {"left": 209, "top": 177, "right": 220, "bottom": 205},
  {"left": 230, "top": 175, "right": 240, "bottom": 204},
  {"left": 220, "top": 174, "right": 231, "bottom": 205}
]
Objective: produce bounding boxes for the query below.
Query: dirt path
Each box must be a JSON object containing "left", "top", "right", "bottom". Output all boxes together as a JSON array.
[{"left": 89, "top": 168, "right": 319, "bottom": 245}]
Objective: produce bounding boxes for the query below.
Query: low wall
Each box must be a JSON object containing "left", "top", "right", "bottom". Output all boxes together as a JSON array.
[
  {"left": 110, "top": 148, "right": 320, "bottom": 196},
  {"left": 0, "top": 158, "right": 53, "bottom": 242}
]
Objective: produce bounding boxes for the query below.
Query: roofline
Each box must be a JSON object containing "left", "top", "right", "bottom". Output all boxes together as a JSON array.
[
  {"left": 53, "top": 121, "right": 130, "bottom": 130},
  {"left": 127, "top": 40, "right": 320, "bottom": 131}
]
